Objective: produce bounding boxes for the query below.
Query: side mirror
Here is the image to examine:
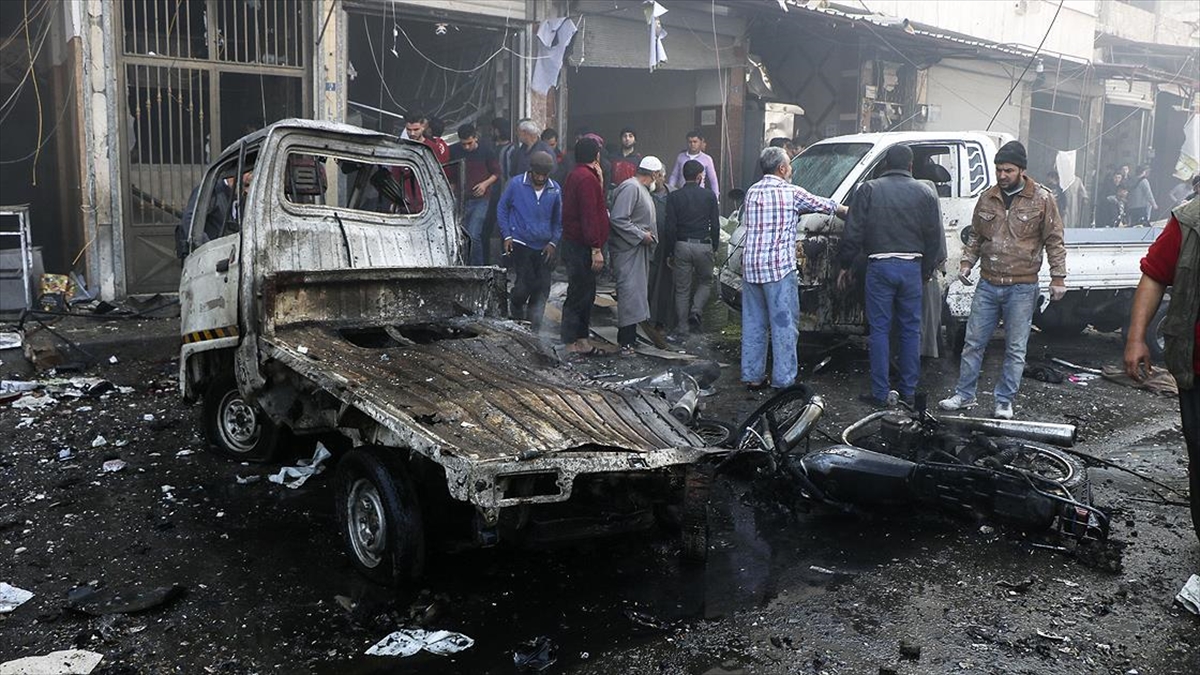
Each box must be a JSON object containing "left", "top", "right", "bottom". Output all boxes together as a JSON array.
[{"left": 727, "top": 188, "right": 745, "bottom": 202}]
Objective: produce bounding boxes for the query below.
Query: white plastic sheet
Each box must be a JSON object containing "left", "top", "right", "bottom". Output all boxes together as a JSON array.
[
  {"left": 0, "top": 583, "right": 34, "bottom": 613},
  {"left": 365, "top": 628, "right": 475, "bottom": 657},
  {"left": 0, "top": 650, "right": 103, "bottom": 675},
  {"left": 1176, "top": 574, "right": 1200, "bottom": 615},
  {"left": 268, "top": 443, "right": 332, "bottom": 489}
]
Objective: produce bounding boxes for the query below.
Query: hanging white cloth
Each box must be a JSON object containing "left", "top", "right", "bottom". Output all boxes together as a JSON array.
[
  {"left": 531, "top": 17, "right": 578, "bottom": 95},
  {"left": 647, "top": 1, "right": 668, "bottom": 72}
]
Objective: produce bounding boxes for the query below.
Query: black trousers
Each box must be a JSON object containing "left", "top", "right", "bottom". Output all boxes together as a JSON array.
[
  {"left": 1181, "top": 386, "right": 1200, "bottom": 540},
  {"left": 508, "top": 243, "right": 552, "bottom": 332},
  {"left": 559, "top": 239, "right": 596, "bottom": 343}
]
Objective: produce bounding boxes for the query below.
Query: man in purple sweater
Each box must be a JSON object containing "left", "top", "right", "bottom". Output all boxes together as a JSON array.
[{"left": 668, "top": 129, "right": 719, "bottom": 200}]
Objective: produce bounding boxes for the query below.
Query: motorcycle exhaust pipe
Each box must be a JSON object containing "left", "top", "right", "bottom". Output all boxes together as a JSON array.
[
  {"left": 936, "top": 416, "right": 1077, "bottom": 447},
  {"left": 781, "top": 395, "right": 825, "bottom": 449},
  {"left": 671, "top": 388, "right": 700, "bottom": 424}
]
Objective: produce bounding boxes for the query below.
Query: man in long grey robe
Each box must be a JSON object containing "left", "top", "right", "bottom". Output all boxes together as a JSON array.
[{"left": 609, "top": 156, "right": 664, "bottom": 354}]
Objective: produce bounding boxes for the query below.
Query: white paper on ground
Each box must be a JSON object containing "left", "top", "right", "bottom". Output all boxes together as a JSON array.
[
  {"left": 0, "top": 582, "right": 34, "bottom": 613},
  {"left": 0, "top": 650, "right": 103, "bottom": 675},
  {"left": 1176, "top": 574, "right": 1200, "bottom": 615},
  {"left": 268, "top": 443, "right": 332, "bottom": 489},
  {"left": 365, "top": 628, "right": 475, "bottom": 657}
]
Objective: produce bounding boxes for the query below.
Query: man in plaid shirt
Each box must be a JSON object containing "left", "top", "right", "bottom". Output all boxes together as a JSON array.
[{"left": 741, "top": 146, "right": 847, "bottom": 389}]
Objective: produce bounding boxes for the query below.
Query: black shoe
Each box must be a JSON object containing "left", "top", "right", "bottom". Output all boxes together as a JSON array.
[{"left": 857, "top": 393, "right": 887, "bottom": 409}]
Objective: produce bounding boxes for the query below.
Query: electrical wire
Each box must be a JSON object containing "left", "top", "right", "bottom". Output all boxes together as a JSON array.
[
  {"left": 23, "top": 0, "right": 44, "bottom": 185},
  {"left": 986, "top": 0, "right": 1064, "bottom": 131},
  {"left": 0, "top": 0, "right": 48, "bottom": 51},
  {"left": 0, "top": 0, "right": 57, "bottom": 123},
  {"left": 0, "top": 61, "right": 74, "bottom": 164}
]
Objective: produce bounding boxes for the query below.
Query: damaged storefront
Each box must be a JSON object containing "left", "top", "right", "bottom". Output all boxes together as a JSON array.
[
  {"left": 340, "top": 0, "right": 528, "bottom": 138},
  {"left": 562, "top": 1, "right": 746, "bottom": 201}
]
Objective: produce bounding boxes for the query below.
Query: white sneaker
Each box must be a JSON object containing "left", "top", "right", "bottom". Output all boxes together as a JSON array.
[
  {"left": 994, "top": 402, "right": 1014, "bottom": 419},
  {"left": 938, "top": 394, "right": 976, "bottom": 411}
]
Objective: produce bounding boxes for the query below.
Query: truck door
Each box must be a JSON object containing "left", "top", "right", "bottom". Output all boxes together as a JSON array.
[{"left": 179, "top": 155, "right": 247, "bottom": 342}]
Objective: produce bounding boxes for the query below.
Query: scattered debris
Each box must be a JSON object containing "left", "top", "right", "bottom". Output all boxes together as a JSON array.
[
  {"left": 0, "top": 331, "right": 23, "bottom": 351},
  {"left": 66, "top": 583, "right": 185, "bottom": 616},
  {"left": 1023, "top": 364, "right": 1064, "bottom": 384},
  {"left": 514, "top": 636, "right": 558, "bottom": 672},
  {"left": 809, "top": 565, "right": 837, "bottom": 575},
  {"left": 268, "top": 443, "right": 332, "bottom": 489},
  {"left": 175, "top": 449, "right": 195, "bottom": 457},
  {"left": 0, "top": 650, "right": 103, "bottom": 675},
  {"left": 1053, "top": 578, "right": 1080, "bottom": 588},
  {"left": 1100, "top": 364, "right": 1178, "bottom": 397},
  {"left": 898, "top": 639, "right": 921, "bottom": 661},
  {"left": 997, "top": 577, "right": 1036, "bottom": 594},
  {"left": 364, "top": 628, "right": 475, "bottom": 657},
  {"left": 101, "top": 459, "right": 126, "bottom": 473},
  {"left": 10, "top": 394, "right": 57, "bottom": 411},
  {"left": 0, "top": 582, "right": 34, "bottom": 613},
  {"left": 1036, "top": 630, "right": 1071, "bottom": 642},
  {"left": 1175, "top": 574, "right": 1200, "bottom": 615},
  {"left": 1050, "top": 357, "right": 1103, "bottom": 375},
  {"left": 0, "top": 380, "right": 38, "bottom": 394},
  {"left": 108, "top": 355, "right": 118, "bottom": 364},
  {"left": 90, "top": 435, "right": 107, "bottom": 448},
  {"left": 235, "top": 474, "right": 261, "bottom": 485}
]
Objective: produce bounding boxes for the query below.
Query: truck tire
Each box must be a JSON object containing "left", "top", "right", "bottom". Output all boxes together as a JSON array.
[
  {"left": 203, "top": 376, "right": 281, "bottom": 463},
  {"left": 1145, "top": 300, "right": 1169, "bottom": 361},
  {"left": 335, "top": 447, "right": 426, "bottom": 587}
]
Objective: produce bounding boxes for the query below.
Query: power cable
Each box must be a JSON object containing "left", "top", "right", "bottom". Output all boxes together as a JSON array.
[
  {"left": 0, "top": 55, "right": 74, "bottom": 164},
  {"left": 23, "top": 0, "right": 44, "bottom": 184},
  {"left": 0, "top": 0, "right": 56, "bottom": 122},
  {"left": 986, "top": 0, "right": 1064, "bottom": 131}
]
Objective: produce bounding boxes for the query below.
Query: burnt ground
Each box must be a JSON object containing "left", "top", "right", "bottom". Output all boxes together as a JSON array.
[{"left": 1, "top": 310, "right": 1197, "bottom": 675}]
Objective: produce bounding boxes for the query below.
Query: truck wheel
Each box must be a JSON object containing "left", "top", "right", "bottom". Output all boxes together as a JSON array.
[
  {"left": 335, "top": 447, "right": 426, "bottom": 587},
  {"left": 1145, "top": 300, "right": 1168, "bottom": 361},
  {"left": 203, "top": 376, "right": 280, "bottom": 463}
]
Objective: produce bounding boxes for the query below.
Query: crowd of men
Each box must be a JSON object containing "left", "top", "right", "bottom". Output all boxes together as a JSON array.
[{"left": 436, "top": 117, "right": 725, "bottom": 356}]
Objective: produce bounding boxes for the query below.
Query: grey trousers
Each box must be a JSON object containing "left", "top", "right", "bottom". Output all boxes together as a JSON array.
[{"left": 673, "top": 240, "right": 715, "bottom": 331}]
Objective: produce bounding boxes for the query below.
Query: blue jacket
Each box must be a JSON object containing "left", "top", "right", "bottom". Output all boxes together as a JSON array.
[{"left": 497, "top": 172, "right": 563, "bottom": 250}]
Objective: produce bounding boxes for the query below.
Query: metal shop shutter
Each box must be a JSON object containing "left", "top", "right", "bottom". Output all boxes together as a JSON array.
[{"left": 568, "top": 15, "right": 735, "bottom": 71}]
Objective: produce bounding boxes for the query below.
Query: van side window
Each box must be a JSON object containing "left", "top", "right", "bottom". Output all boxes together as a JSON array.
[
  {"left": 178, "top": 157, "right": 245, "bottom": 257},
  {"left": 963, "top": 142, "right": 988, "bottom": 196}
]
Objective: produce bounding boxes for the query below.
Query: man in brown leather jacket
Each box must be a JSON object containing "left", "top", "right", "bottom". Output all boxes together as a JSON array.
[{"left": 939, "top": 140, "right": 1067, "bottom": 419}]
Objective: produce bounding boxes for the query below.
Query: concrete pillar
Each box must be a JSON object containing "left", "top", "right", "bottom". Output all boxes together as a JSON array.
[
  {"left": 313, "top": 0, "right": 346, "bottom": 124},
  {"left": 80, "top": 0, "right": 123, "bottom": 300}
]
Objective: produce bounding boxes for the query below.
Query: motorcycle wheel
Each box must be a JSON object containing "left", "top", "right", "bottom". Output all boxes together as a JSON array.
[
  {"left": 732, "top": 384, "right": 817, "bottom": 454},
  {"left": 992, "top": 442, "right": 1087, "bottom": 494}
]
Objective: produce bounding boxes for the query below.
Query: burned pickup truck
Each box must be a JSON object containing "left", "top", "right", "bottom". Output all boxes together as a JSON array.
[{"left": 177, "top": 120, "right": 721, "bottom": 586}]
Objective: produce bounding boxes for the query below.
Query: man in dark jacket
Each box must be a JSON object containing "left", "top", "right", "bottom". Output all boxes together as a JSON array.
[
  {"left": 560, "top": 137, "right": 611, "bottom": 356},
  {"left": 665, "top": 159, "right": 721, "bottom": 339},
  {"left": 499, "top": 151, "right": 562, "bottom": 333},
  {"left": 837, "top": 144, "right": 943, "bottom": 406}
]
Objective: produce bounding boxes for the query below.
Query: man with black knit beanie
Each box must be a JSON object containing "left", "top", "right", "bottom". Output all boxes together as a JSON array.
[{"left": 939, "top": 140, "right": 1068, "bottom": 420}]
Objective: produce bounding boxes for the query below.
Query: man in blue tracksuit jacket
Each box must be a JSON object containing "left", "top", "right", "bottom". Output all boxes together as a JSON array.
[{"left": 498, "top": 151, "right": 562, "bottom": 332}]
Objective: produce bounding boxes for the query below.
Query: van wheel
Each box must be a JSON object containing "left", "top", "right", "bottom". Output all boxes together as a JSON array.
[
  {"left": 203, "top": 376, "right": 280, "bottom": 463},
  {"left": 335, "top": 447, "right": 426, "bottom": 587}
]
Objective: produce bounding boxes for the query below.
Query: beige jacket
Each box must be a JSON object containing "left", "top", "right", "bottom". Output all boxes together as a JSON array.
[{"left": 962, "top": 177, "right": 1067, "bottom": 285}]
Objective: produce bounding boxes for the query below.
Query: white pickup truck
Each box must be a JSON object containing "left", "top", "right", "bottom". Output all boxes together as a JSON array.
[{"left": 719, "top": 131, "right": 1164, "bottom": 355}]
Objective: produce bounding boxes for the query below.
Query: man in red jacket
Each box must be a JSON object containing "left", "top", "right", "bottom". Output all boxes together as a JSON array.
[{"left": 560, "top": 137, "right": 610, "bottom": 356}]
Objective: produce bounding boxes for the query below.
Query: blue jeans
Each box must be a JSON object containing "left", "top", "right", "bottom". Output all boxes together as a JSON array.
[
  {"left": 741, "top": 271, "right": 800, "bottom": 388},
  {"left": 463, "top": 198, "right": 489, "bottom": 265},
  {"left": 865, "top": 258, "right": 922, "bottom": 401},
  {"left": 954, "top": 279, "right": 1038, "bottom": 405}
]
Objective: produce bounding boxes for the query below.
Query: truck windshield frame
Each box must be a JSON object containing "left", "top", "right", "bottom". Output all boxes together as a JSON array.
[{"left": 790, "top": 143, "right": 872, "bottom": 199}]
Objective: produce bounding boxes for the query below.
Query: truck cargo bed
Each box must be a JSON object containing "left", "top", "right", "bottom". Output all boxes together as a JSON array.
[{"left": 265, "top": 320, "right": 704, "bottom": 461}]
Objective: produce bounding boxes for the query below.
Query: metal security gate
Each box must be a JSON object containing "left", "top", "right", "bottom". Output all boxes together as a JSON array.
[{"left": 118, "top": 0, "right": 308, "bottom": 294}]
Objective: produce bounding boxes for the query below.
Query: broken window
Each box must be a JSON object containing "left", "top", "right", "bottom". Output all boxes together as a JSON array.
[{"left": 282, "top": 152, "right": 426, "bottom": 218}]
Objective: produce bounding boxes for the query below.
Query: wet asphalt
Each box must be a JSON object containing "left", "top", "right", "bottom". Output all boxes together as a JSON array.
[{"left": 1, "top": 311, "right": 1197, "bottom": 674}]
